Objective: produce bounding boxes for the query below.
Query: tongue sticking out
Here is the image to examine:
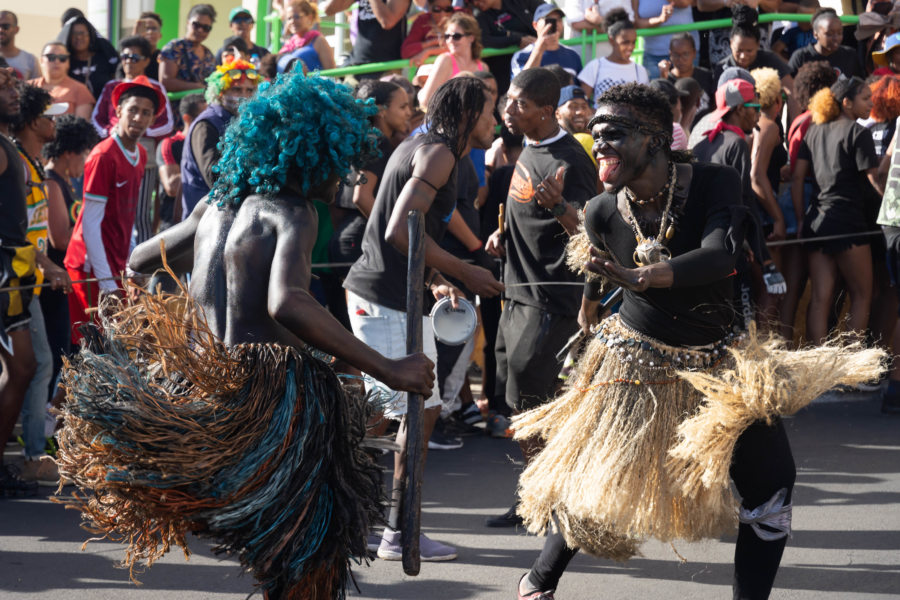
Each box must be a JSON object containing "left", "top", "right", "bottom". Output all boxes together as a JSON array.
[{"left": 598, "top": 158, "right": 621, "bottom": 183}]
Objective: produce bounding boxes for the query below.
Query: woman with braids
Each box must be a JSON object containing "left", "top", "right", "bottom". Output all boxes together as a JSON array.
[
  {"left": 793, "top": 76, "right": 883, "bottom": 344},
  {"left": 344, "top": 76, "right": 503, "bottom": 562},
  {"left": 57, "top": 73, "right": 435, "bottom": 600},
  {"left": 512, "top": 82, "right": 885, "bottom": 600},
  {"left": 715, "top": 6, "right": 798, "bottom": 119}
]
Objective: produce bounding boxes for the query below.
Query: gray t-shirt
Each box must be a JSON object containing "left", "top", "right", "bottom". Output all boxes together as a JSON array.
[{"left": 4, "top": 49, "right": 39, "bottom": 80}]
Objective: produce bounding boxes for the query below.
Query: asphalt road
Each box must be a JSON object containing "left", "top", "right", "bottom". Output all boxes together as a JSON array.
[{"left": 1, "top": 393, "right": 898, "bottom": 600}]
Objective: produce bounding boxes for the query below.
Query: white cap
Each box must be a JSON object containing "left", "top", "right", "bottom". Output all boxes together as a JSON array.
[{"left": 43, "top": 102, "right": 69, "bottom": 116}]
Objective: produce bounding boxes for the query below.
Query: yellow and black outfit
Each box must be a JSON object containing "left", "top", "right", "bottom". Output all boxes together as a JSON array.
[{"left": 0, "top": 135, "right": 36, "bottom": 333}]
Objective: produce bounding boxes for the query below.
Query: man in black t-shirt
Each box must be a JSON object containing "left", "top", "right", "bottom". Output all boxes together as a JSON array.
[
  {"left": 483, "top": 67, "right": 597, "bottom": 527},
  {"left": 692, "top": 78, "right": 785, "bottom": 327},
  {"left": 344, "top": 77, "right": 503, "bottom": 562}
]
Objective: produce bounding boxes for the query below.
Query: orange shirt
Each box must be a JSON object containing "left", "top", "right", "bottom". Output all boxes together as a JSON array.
[{"left": 27, "top": 76, "right": 94, "bottom": 114}]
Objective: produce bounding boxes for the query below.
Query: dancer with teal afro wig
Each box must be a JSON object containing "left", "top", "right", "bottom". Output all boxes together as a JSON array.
[{"left": 209, "top": 71, "right": 381, "bottom": 208}]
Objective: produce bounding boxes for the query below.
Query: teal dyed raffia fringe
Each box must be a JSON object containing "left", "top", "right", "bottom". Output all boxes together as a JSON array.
[{"left": 55, "top": 289, "right": 383, "bottom": 599}]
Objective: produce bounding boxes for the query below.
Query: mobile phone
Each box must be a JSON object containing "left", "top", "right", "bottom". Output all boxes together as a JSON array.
[{"left": 547, "top": 18, "right": 558, "bottom": 34}]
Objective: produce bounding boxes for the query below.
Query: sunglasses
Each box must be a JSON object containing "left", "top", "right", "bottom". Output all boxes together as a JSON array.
[
  {"left": 0, "top": 23, "right": 12, "bottom": 31},
  {"left": 443, "top": 32, "right": 470, "bottom": 41},
  {"left": 121, "top": 53, "right": 146, "bottom": 62},
  {"left": 431, "top": 6, "right": 454, "bottom": 13},
  {"left": 190, "top": 21, "right": 212, "bottom": 33},
  {"left": 232, "top": 16, "right": 254, "bottom": 24},
  {"left": 743, "top": 102, "right": 761, "bottom": 111},
  {"left": 227, "top": 68, "right": 259, "bottom": 80},
  {"left": 42, "top": 53, "right": 70, "bottom": 63}
]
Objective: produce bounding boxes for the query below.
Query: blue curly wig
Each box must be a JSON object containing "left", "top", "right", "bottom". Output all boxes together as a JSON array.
[{"left": 209, "top": 71, "right": 380, "bottom": 207}]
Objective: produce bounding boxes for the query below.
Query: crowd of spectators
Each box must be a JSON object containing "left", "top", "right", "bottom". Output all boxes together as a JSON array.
[{"left": 3, "top": 0, "right": 900, "bottom": 505}]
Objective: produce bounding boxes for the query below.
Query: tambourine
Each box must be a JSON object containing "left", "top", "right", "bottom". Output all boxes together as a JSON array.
[{"left": 430, "top": 297, "right": 477, "bottom": 346}]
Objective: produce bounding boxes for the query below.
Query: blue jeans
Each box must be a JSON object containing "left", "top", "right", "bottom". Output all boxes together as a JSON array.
[{"left": 20, "top": 295, "right": 52, "bottom": 459}]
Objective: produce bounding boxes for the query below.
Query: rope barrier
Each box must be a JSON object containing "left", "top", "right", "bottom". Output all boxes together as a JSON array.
[
  {"left": 0, "top": 276, "right": 123, "bottom": 294},
  {"left": 0, "top": 228, "right": 886, "bottom": 294}
]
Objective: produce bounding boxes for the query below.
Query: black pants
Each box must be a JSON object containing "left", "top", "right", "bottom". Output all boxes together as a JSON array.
[{"left": 528, "top": 419, "right": 796, "bottom": 600}]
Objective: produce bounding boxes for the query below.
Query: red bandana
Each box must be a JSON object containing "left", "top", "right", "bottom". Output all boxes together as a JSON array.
[{"left": 706, "top": 120, "right": 746, "bottom": 143}]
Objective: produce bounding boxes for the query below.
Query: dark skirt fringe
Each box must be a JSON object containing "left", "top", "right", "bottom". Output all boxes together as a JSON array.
[{"left": 55, "top": 289, "right": 382, "bottom": 599}]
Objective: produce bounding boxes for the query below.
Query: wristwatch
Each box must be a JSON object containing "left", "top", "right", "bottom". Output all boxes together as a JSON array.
[{"left": 551, "top": 199, "right": 568, "bottom": 217}]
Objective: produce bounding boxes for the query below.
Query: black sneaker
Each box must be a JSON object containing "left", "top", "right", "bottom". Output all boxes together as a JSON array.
[
  {"left": 485, "top": 503, "right": 524, "bottom": 527},
  {"left": 427, "top": 425, "right": 464, "bottom": 450},
  {"left": 442, "top": 414, "right": 483, "bottom": 438},
  {"left": 0, "top": 464, "right": 39, "bottom": 498}
]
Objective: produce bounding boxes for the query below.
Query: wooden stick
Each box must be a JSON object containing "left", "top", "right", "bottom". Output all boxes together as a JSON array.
[{"left": 401, "top": 209, "right": 426, "bottom": 576}]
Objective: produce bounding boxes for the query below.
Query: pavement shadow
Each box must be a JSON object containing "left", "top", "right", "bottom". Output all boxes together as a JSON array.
[
  {"left": 349, "top": 577, "right": 492, "bottom": 599},
  {"left": 0, "top": 550, "right": 254, "bottom": 594},
  {"left": 556, "top": 555, "right": 899, "bottom": 595}
]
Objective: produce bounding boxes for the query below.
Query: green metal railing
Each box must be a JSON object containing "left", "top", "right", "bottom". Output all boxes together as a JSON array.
[{"left": 166, "top": 13, "right": 859, "bottom": 99}]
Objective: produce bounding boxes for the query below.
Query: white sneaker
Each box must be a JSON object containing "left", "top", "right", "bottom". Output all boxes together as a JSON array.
[{"left": 376, "top": 528, "right": 458, "bottom": 561}]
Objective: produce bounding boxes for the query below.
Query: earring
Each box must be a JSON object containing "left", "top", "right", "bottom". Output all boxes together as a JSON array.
[{"left": 541, "top": 116, "right": 545, "bottom": 120}]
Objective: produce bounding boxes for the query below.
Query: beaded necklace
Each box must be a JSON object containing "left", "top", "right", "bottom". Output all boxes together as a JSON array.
[{"left": 622, "top": 162, "right": 677, "bottom": 267}]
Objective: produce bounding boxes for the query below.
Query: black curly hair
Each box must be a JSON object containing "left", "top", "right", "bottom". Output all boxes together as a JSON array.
[
  {"left": 119, "top": 35, "right": 152, "bottom": 58},
  {"left": 425, "top": 76, "right": 489, "bottom": 158},
  {"left": 12, "top": 83, "right": 51, "bottom": 133},
  {"left": 41, "top": 114, "right": 99, "bottom": 160},
  {"left": 794, "top": 60, "right": 839, "bottom": 110},
  {"left": 730, "top": 5, "right": 760, "bottom": 42},
  {"left": 591, "top": 82, "right": 691, "bottom": 163}
]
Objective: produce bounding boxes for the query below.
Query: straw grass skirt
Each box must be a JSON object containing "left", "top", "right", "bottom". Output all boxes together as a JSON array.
[
  {"left": 54, "top": 289, "right": 381, "bottom": 599},
  {"left": 513, "top": 314, "right": 885, "bottom": 561}
]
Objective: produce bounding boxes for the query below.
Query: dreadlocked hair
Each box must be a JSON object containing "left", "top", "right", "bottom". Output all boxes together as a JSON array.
[
  {"left": 425, "top": 76, "right": 488, "bottom": 158},
  {"left": 730, "top": 5, "right": 760, "bottom": 42},
  {"left": 794, "top": 60, "right": 838, "bottom": 110},
  {"left": 593, "top": 82, "right": 691, "bottom": 163},
  {"left": 42, "top": 115, "right": 99, "bottom": 159},
  {"left": 12, "top": 83, "right": 52, "bottom": 133},
  {"left": 209, "top": 73, "right": 381, "bottom": 208},
  {"left": 870, "top": 75, "right": 900, "bottom": 123}
]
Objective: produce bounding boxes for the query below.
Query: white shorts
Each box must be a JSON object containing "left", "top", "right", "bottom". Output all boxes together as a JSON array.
[{"left": 346, "top": 290, "right": 441, "bottom": 419}]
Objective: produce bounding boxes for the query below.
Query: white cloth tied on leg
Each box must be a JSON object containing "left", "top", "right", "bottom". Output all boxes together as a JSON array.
[{"left": 738, "top": 487, "right": 792, "bottom": 541}]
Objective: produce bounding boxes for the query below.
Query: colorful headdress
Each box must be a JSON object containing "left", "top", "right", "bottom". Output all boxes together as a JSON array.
[{"left": 205, "top": 58, "right": 259, "bottom": 104}]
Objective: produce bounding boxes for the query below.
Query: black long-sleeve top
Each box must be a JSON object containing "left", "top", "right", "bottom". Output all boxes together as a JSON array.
[{"left": 584, "top": 162, "right": 746, "bottom": 346}]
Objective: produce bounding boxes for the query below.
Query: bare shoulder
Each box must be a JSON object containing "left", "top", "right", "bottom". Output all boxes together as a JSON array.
[{"left": 236, "top": 194, "right": 318, "bottom": 238}]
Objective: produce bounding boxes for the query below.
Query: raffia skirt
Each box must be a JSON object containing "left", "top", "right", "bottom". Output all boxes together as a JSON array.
[
  {"left": 513, "top": 314, "right": 885, "bottom": 561},
  {"left": 54, "top": 289, "right": 381, "bottom": 599}
]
